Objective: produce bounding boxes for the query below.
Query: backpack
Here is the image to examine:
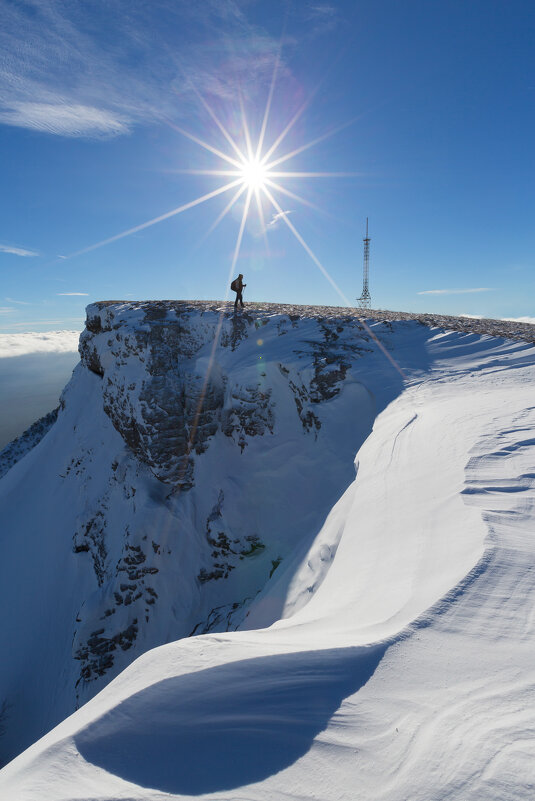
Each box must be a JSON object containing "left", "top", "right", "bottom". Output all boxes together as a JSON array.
[{"left": 230, "top": 278, "right": 239, "bottom": 292}]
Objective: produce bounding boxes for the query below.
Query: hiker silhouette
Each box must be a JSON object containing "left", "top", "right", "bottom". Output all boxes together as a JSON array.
[{"left": 231, "top": 274, "right": 246, "bottom": 309}]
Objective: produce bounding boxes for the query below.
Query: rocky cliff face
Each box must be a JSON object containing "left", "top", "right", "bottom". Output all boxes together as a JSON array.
[
  {"left": 0, "top": 300, "right": 415, "bottom": 764},
  {"left": 71, "top": 302, "right": 386, "bottom": 676},
  {"left": 80, "top": 302, "right": 373, "bottom": 487}
]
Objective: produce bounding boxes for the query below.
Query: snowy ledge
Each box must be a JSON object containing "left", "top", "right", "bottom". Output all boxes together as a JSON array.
[{"left": 86, "top": 300, "right": 535, "bottom": 343}]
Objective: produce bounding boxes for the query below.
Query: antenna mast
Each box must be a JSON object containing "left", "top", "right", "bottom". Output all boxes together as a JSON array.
[{"left": 357, "top": 217, "right": 372, "bottom": 310}]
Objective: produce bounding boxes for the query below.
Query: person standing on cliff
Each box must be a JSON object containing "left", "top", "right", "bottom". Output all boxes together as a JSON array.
[{"left": 231, "top": 273, "right": 246, "bottom": 310}]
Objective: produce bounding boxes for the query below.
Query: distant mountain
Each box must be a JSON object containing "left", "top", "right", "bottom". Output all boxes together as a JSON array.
[{"left": 1, "top": 302, "right": 534, "bottom": 800}]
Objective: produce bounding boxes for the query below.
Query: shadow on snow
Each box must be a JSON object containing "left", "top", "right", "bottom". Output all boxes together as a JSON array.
[{"left": 76, "top": 644, "right": 387, "bottom": 794}]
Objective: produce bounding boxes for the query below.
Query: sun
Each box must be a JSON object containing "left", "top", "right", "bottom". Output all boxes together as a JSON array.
[
  {"left": 240, "top": 157, "right": 268, "bottom": 190},
  {"left": 67, "top": 53, "right": 357, "bottom": 311}
]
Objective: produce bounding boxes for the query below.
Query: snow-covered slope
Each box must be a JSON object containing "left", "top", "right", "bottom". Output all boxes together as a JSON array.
[
  {"left": 0, "top": 301, "right": 413, "bottom": 765},
  {"left": 1, "top": 302, "right": 534, "bottom": 800},
  {"left": 0, "top": 408, "right": 59, "bottom": 480}
]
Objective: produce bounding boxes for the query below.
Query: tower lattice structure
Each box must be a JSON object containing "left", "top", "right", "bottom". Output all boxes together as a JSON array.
[{"left": 357, "top": 218, "right": 372, "bottom": 310}]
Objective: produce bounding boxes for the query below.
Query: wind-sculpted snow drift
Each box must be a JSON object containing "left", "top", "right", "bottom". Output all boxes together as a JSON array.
[{"left": 1, "top": 301, "right": 534, "bottom": 800}]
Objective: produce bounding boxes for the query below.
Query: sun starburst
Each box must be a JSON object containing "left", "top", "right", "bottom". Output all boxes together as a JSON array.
[
  {"left": 62, "top": 60, "right": 408, "bottom": 466},
  {"left": 66, "top": 56, "right": 361, "bottom": 314},
  {"left": 165, "top": 107, "right": 359, "bottom": 271},
  {"left": 240, "top": 158, "right": 268, "bottom": 191}
]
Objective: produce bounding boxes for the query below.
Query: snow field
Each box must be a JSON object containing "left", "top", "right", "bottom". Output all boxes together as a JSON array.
[{"left": 1, "top": 315, "right": 535, "bottom": 799}]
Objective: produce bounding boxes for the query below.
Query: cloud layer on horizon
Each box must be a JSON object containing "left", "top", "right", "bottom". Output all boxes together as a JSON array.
[
  {"left": 502, "top": 316, "right": 535, "bottom": 325},
  {"left": 418, "top": 288, "right": 494, "bottom": 295},
  {"left": 0, "top": 331, "right": 81, "bottom": 359}
]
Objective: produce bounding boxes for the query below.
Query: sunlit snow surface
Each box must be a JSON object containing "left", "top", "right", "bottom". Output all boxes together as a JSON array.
[{"left": 1, "top": 303, "right": 535, "bottom": 800}]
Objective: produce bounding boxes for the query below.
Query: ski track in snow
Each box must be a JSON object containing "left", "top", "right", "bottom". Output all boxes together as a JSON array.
[{"left": 1, "top": 305, "right": 535, "bottom": 799}]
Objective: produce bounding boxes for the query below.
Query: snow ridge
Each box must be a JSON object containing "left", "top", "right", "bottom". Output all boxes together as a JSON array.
[
  {"left": 1, "top": 303, "right": 535, "bottom": 800},
  {"left": 0, "top": 407, "right": 58, "bottom": 480}
]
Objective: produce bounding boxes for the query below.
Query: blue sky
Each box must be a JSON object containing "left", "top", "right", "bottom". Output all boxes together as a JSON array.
[{"left": 1, "top": 0, "right": 534, "bottom": 333}]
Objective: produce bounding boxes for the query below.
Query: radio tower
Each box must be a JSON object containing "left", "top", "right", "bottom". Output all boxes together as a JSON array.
[{"left": 357, "top": 218, "right": 372, "bottom": 310}]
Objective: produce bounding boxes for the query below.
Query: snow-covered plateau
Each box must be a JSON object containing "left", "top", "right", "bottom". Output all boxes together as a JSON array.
[{"left": 0, "top": 300, "right": 534, "bottom": 800}]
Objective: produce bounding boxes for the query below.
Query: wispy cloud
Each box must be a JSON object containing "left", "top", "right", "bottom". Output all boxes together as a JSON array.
[
  {"left": 0, "top": 103, "right": 128, "bottom": 138},
  {"left": 268, "top": 209, "right": 293, "bottom": 228},
  {"left": 0, "top": 331, "right": 80, "bottom": 358},
  {"left": 57, "top": 292, "right": 89, "bottom": 296},
  {"left": 418, "top": 288, "right": 494, "bottom": 295},
  {"left": 0, "top": 1, "right": 292, "bottom": 138},
  {"left": 0, "top": 244, "right": 38, "bottom": 257},
  {"left": 304, "top": 4, "right": 340, "bottom": 34},
  {"left": 5, "top": 298, "right": 31, "bottom": 306},
  {"left": 0, "top": 308, "right": 16, "bottom": 314}
]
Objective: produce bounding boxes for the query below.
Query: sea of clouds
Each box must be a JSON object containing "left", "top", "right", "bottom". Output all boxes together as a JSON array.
[
  {"left": 0, "top": 331, "right": 81, "bottom": 449},
  {"left": 0, "top": 330, "right": 81, "bottom": 358}
]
